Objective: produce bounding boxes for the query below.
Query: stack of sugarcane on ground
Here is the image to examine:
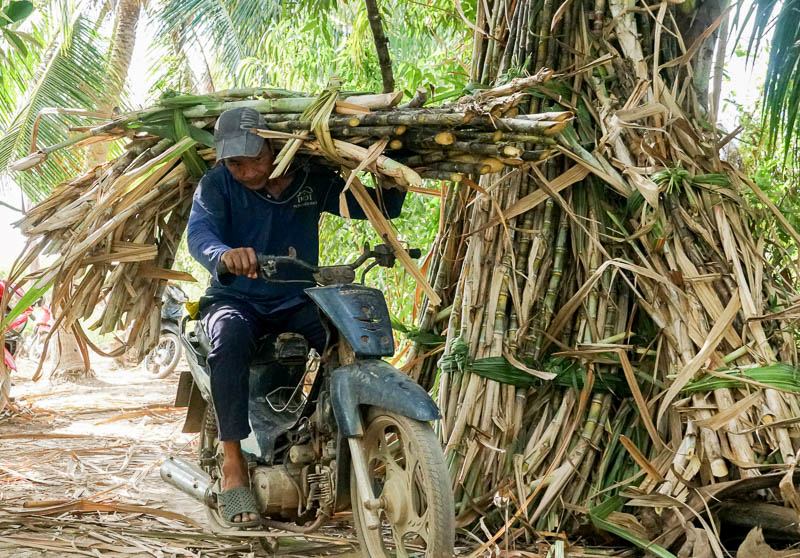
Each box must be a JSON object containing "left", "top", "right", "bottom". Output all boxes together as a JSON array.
[
  {"left": 401, "top": 0, "right": 800, "bottom": 555},
  {"left": 5, "top": 75, "right": 580, "bottom": 374}
]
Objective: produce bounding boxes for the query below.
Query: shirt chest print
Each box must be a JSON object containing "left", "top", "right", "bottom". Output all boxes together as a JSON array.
[{"left": 292, "top": 185, "right": 316, "bottom": 209}]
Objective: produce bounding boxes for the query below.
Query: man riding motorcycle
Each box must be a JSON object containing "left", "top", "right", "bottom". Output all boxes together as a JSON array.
[{"left": 187, "top": 107, "right": 405, "bottom": 527}]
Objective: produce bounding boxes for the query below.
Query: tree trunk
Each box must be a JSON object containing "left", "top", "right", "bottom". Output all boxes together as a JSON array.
[
  {"left": 364, "top": 0, "right": 394, "bottom": 94},
  {"left": 86, "top": 0, "right": 142, "bottom": 167},
  {"left": 47, "top": 326, "right": 94, "bottom": 384}
]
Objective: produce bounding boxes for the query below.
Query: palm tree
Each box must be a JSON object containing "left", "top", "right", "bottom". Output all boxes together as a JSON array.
[
  {"left": 0, "top": 7, "right": 108, "bottom": 201},
  {"left": 86, "top": 0, "right": 143, "bottom": 166},
  {"left": 0, "top": 4, "right": 111, "bottom": 384},
  {"left": 746, "top": 0, "right": 800, "bottom": 154}
]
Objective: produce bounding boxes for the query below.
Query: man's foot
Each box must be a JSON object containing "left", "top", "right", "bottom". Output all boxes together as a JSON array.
[{"left": 221, "top": 441, "right": 259, "bottom": 524}]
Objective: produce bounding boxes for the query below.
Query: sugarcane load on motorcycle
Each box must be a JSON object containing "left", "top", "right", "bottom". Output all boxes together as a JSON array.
[{"left": 161, "top": 107, "right": 455, "bottom": 557}]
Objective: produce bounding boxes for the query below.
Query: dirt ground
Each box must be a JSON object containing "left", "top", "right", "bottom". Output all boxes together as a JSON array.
[{"left": 0, "top": 355, "right": 362, "bottom": 557}]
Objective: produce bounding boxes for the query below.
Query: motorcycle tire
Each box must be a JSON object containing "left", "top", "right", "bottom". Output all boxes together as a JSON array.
[
  {"left": 145, "top": 331, "right": 182, "bottom": 379},
  {"left": 350, "top": 408, "right": 455, "bottom": 558}
]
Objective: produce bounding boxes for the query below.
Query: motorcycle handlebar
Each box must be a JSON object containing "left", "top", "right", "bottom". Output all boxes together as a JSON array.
[
  {"left": 216, "top": 245, "right": 422, "bottom": 284},
  {"left": 216, "top": 254, "right": 274, "bottom": 284}
]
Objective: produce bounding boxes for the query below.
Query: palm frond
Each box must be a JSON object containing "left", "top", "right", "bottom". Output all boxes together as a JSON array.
[
  {"left": 153, "top": 0, "right": 280, "bottom": 87},
  {"left": 744, "top": 0, "right": 800, "bottom": 154},
  {"left": 0, "top": 14, "right": 108, "bottom": 201},
  {"left": 0, "top": 2, "right": 39, "bottom": 120},
  {"left": 0, "top": 0, "right": 35, "bottom": 57}
]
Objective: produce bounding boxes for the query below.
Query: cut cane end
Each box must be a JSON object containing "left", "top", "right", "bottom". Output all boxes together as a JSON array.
[{"left": 10, "top": 151, "right": 48, "bottom": 172}]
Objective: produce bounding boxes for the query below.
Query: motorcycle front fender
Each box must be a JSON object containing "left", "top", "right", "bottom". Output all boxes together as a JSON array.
[
  {"left": 329, "top": 359, "right": 440, "bottom": 512},
  {"left": 161, "top": 320, "right": 181, "bottom": 336},
  {"left": 330, "top": 359, "right": 440, "bottom": 438}
]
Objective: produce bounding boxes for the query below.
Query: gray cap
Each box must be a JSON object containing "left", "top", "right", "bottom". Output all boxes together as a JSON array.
[{"left": 214, "top": 107, "right": 266, "bottom": 161}]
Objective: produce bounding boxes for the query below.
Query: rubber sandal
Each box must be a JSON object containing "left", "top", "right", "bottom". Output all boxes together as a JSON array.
[{"left": 217, "top": 486, "right": 262, "bottom": 529}]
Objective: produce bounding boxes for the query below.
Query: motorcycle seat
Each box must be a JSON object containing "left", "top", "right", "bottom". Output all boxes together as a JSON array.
[{"left": 194, "top": 321, "right": 284, "bottom": 365}]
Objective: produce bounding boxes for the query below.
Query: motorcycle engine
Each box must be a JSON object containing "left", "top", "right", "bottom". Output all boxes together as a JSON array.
[
  {"left": 251, "top": 444, "right": 337, "bottom": 520},
  {"left": 251, "top": 465, "right": 302, "bottom": 518}
]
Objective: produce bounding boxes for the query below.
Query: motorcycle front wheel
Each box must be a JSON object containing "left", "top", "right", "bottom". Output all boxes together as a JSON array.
[
  {"left": 351, "top": 409, "right": 455, "bottom": 558},
  {"left": 143, "top": 331, "right": 182, "bottom": 379}
]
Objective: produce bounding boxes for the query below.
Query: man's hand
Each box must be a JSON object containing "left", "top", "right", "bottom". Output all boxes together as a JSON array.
[{"left": 221, "top": 248, "right": 258, "bottom": 279}]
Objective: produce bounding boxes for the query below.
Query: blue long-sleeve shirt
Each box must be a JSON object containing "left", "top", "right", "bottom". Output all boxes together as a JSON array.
[{"left": 187, "top": 159, "right": 406, "bottom": 314}]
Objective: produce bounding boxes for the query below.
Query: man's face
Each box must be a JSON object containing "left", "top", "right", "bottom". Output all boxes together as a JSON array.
[{"left": 224, "top": 145, "right": 273, "bottom": 190}]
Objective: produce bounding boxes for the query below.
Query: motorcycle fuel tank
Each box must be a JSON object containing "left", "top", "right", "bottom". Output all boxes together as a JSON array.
[{"left": 306, "top": 284, "right": 394, "bottom": 357}]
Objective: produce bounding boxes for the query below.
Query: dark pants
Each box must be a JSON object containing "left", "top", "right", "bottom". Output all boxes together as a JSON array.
[{"left": 201, "top": 299, "right": 326, "bottom": 441}]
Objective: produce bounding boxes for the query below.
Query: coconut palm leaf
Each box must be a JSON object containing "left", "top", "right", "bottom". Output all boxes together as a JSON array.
[
  {"left": 0, "top": 14, "right": 108, "bottom": 201},
  {"left": 744, "top": 0, "right": 800, "bottom": 154},
  {"left": 153, "top": 0, "right": 281, "bottom": 87},
  {"left": 0, "top": 1, "right": 37, "bottom": 118},
  {"left": 0, "top": 0, "right": 35, "bottom": 57}
]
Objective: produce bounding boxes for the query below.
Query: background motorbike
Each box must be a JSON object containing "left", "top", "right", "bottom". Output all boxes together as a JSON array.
[
  {"left": 161, "top": 244, "right": 455, "bottom": 557},
  {"left": 143, "top": 284, "right": 187, "bottom": 379}
]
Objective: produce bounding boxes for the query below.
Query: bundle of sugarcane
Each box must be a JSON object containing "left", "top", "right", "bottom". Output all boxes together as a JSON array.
[
  {"left": 5, "top": 77, "right": 581, "bottom": 370},
  {"left": 11, "top": 76, "right": 570, "bottom": 187},
  {"left": 403, "top": 0, "right": 800, "bottom": 554}
]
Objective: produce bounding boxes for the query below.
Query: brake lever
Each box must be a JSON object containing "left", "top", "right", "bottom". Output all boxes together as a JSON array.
[{"left": 360, "top": 261, "right": 379, "bottom": 284}]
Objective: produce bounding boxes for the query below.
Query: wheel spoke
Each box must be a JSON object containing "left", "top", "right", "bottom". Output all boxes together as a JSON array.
[
  {"left": 390, "top": 525, "right": 411, "bottom": 558},
  {"left": 374, "top": 424, "right": 403, "bottom": 471},
  {"left": 378, "top": 428, "right": 433, "bottom": 554}
]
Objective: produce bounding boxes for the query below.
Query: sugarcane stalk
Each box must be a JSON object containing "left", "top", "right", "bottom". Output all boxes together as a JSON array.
[
  {"left": 532, "top": 208, "right": 569, "bottom": 358},
  {"left": 454, "top": 130, "right": 556, "bottom": 144},
  {"left": 499, "top": 1, "right": 522, "bottom": 75},
  {"left": 529, "top": 394, "right": 610, "bottom": 523},
  {"left": 328, "top": 125, "right": 407, "bottom": 137},
  {"left": 425, "top": 161, "right": 493, "bottom": 175},
  {"left": 420, "top": 170, "right": 464, "bottom": 182}
]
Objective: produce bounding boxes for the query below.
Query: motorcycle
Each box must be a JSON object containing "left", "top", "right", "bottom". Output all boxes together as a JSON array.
[
  {"left": 143, "top": 284, "right": 188, "bottom": 379},
  {"left": 161, "top": 244, "right": 455, "bottom": 557}
]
